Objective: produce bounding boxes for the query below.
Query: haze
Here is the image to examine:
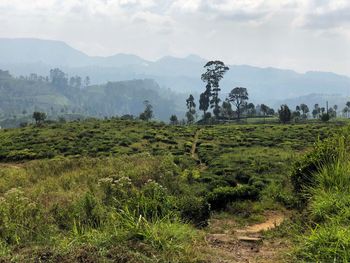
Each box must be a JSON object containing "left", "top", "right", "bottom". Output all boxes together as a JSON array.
[{"left": 1, "top": 0, "right": 350, "bottom": 75}]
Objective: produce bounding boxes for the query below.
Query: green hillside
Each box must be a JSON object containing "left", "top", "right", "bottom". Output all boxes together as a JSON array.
[
  {"left": 0, "top": 119, "right": 344, "bottom": 261},
  {"left": 0, "top": 70, "right": 70, "bottom": 115},
  {"left": 0, "top": 70, "right": 183, "bottom": 127}
]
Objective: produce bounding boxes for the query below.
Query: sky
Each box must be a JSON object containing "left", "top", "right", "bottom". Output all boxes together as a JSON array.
[{"left": 0, "top": 0, "right": 350, "bottom": 75}]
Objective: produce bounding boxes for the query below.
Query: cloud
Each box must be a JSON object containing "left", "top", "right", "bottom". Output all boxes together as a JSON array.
[
  {"left": 294, "top": 0, "right": 350, "bottom": 30},
  {"left": 0, "top": 0, "right": 350, "bottom": 75}
]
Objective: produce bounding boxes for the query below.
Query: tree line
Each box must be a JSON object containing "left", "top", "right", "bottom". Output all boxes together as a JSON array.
[{"left": 169, "top": 60, "right": 349, "bottom": 125}]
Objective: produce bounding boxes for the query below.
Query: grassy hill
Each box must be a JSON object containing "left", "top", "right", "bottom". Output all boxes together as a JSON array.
[{"left": 0, "top": 119, "right": 344, "bottom": 262}]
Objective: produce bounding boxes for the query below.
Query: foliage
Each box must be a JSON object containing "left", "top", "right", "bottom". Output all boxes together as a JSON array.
[
  {"left": 228, "top": 87, "right": 249, "bottom": 120},
  {"left": 169, "top": 114, "right": 178, "bottom": 125},
  {"left": 294, "top": 132, "right": 350, "bottom": 262},
  {"left": 201, "top": 61, "right": 229, "bottom": 118},
  {"left": 32, "top": 111, "right": 47, "bottom": 125},
  {"left": 291, "top": 132, "right": 346, "bottom": 197},
  {"left": 278, "top": 104, "right": 292, "bottom": 124},
  {"left": 0, "top": 119, "right": 344, "bottom": 261},
  {"left": 139, "top": 100, "right": 154, "bottom": 121},
  {"left": 207, "top": 185, "right": 259, "bottom": 211},
  {"left": 320, "top": 112, "right": 330, "bottom": 122}
]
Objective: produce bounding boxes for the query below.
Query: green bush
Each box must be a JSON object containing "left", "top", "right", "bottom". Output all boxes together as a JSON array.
[
  {"left": 0, "top": 188, "right": 51, "bottom": 245},
  {"left": 291, "top": 135, "right": 343, "bottom": 195},
  {"left": 207, "top": 185, "right": 259, "bottom": 210},
  {"left": 296, "top": 223, "right": 350, "bottom": 262},
  {"left": 177, "top": 196, "right": 210, "bottom": 227}
]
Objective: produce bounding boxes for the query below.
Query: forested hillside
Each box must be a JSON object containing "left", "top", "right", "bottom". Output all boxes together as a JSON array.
[{"left": 0, "top": 69, "right": 183, "bottom": 127}]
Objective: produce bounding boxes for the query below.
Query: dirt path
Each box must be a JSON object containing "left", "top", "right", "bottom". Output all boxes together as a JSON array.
[
  {"left": 202, "top": 211, "right": 290, "bottom": 263},
  {"left": 190, "top": 129, "right": 290, "bottom": 262}
]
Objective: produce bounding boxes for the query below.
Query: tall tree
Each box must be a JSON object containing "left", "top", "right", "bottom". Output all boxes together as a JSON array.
[
  {"left": 221, "top": 100, "right": 233, "bottom": 119},
  {"left": 278, "top": 105, "right": 291, "bottom": 124},
  {"left": 201, "top": 61, "right": 229, "bottom": 118},
  {"left": 300, "top": 104, "right": 309, "bottom": 119},
  {"left": 228, "top": 87, "right": 249, "bottom": 120},
  {"left": 186, "top": 94, "right": 196, "bottom": 124},
  {"left": 199, "top": 83, "right": 211, "bottom": 117}
]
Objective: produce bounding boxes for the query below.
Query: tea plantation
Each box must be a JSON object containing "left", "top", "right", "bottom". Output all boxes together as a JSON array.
[{"left": 0, "top": 119, "right": 344, "bottom": 262}]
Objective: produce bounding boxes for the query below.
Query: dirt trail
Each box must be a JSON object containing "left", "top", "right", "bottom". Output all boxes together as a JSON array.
[
  {"left": 203, "top": 211, "right": 290, "bottom": 263},
  {"left": 190, "top": 130, "right": 290, "bottom": 262},
  {"left": 238, "top": 212, "right": 285, "bottom": 234}
]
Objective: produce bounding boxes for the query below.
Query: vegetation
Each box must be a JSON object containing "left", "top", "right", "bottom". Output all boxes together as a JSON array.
[
  {"left": 0, "top": 116, "right": 345, "bottom": 261},
  {"left": 2, "top": 60, "right": 350, "bottom": 262},
  {"left": 0, "top": 70, "right": 182, "bottom": 127},
  {"left": 291, "top": 126, "right": 350, "bottom": 262}
]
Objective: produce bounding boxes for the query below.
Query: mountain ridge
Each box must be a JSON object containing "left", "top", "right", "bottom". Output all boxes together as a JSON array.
[{"left": 1, "top": 38, "right": 350, "bottom": 103}]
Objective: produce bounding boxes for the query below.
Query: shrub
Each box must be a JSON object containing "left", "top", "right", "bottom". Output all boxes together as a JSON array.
[
  {"left": 136, "top": 180, "right": 174, "bottom": 221},
  {"left": 177, "top": 196, "right": 210, "bottom": 227},
  {"left": 207, "top": 185, "right": 259, "bottom": 210},
  {"left": 74, "top": 192, "right": 106, "bottom": 229},
  {"left": 296, "top": 223, "right": 350, "bottom": 262},
  {"left": 0, "top": 188, "right": 50, "bottom": 245},
  {"left": 291, "top": 135, "right": 343, "bottom": 195}
]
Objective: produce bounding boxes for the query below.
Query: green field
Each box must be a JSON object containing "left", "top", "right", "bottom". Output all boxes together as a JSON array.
[{"left": 0, "top": 120, "right": 345, "bottom": 262}]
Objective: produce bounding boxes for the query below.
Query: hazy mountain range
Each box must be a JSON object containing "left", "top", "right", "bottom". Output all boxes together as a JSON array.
[{"left": 1, "top": 38, "right": 350, "bottom": 108}]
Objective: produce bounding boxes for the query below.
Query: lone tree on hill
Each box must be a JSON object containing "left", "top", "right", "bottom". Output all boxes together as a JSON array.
[
  {"left": 139, "top": 100, "right": 153, "bottom": 121},
  {"left": 32, "top": 111, "right": 47, "bottom": 125},
  {"left": 186, "top": 94, "right": 196, "bottom": 124},
  {"left": 228, "top": 87, "right": 249, "bottom": 120},
  {"left": 201, "top": 61, "right": 229, "bottom": 118},
  {"left": 278, "top": 105, "right": 291, "bottom": 124}
]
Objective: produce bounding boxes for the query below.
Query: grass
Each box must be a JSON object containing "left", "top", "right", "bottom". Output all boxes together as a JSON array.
[
  {"left": 292, "top": 131, "right": 350, "bottom": 262},
  {"left": 0, "top": 119, "right": 346, "bottom": 261}
]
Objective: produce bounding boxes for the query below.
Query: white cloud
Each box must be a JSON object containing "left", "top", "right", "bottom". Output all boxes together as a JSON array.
[
  {"left": 0, "top": 0, "right": 350, "bottom": 75},
  {"left": 293, "top": 0, "right": 350, "bottom": 30}
]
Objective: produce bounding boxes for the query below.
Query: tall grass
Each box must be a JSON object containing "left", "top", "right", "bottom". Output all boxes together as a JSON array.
[
  {"left": 295, "top": 134, "right": 350, "bottom": 262},
  {"left": 0, "top": 156, "right": 205, "bottom": 262}
]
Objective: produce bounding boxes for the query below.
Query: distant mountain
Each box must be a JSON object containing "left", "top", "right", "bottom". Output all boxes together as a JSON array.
[{"left": 1, "top": 38, "right": 350, "bottom": 104}]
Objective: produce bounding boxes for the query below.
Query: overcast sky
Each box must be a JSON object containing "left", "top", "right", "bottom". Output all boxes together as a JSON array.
[{"left": 0, "top": 0, "right": 350, "bottom": 75}]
